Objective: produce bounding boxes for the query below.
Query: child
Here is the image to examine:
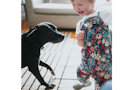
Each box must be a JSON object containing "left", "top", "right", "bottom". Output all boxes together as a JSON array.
[{"left": 70, "top": 0, "right": 112, "bottom": 90}]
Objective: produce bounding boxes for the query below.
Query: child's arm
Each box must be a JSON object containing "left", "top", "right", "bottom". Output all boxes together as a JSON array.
[
  {"left": 77, "top": 39, "right": 84, "bottom": 47},
  {"left": 76, "top": 31, "right": 84, "bottom": 47}
]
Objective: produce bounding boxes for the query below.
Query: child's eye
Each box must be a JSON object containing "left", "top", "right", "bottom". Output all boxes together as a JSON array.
[
  {"left": 73, "top": 4, "right": 75, "bottom": 6},
  {"left": 79, "top": 4, "right": 82, "bottom": 6}
]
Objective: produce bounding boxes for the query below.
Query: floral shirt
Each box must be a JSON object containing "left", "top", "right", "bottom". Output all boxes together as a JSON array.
[{"left": 80, "top": 11, "right": 112, "bottom": 89}]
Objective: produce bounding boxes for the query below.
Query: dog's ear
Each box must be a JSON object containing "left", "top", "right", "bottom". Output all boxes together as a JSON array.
[
  {"left": 23, "top": 26, "right": 39, "bottom": 39},
  {"left": 26, "top": 28, "right": 36, "bottom": 37},
  {"left": 32, "top": 25, "right": 52, "bottom": 39},
  {"left": 49, "top": 25, "right": 57, "bottom": 31},
  {"left": 21, "top": 26, "right": 37, "bottom": 39},
  {"left": 45, "top": 22, "right": 57, "bottom": 31}
]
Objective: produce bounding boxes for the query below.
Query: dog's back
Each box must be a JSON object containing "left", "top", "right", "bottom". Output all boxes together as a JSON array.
[
  {"left": 21, "top": 30, "right": 40, "bottom": 68},
  {"left": 21, "top": 32, "right": 30, "bottom": 68}
]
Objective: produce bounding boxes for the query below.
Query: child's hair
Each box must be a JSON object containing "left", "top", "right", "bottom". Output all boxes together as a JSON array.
[{"left": 70, "top": 0, "right": 94, "bottom": 3}]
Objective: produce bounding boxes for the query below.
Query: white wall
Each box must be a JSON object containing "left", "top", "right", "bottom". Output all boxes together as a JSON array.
[
  {"left": 21, "top": 0, "right": 26, "bottom": 20},
  {"left": 21, "top": 6, "right": 26, "bottom": 20}
]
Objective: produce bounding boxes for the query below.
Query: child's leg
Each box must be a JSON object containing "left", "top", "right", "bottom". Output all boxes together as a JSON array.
[
  {"left": 73, "top": 62, "right": 93, "bottom": 89},
  {"left": 77, "top": 63, "right": 91, "bottom": 84}
]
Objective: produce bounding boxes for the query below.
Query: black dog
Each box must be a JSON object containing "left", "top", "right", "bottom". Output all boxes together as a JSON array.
[{"left": 21, "top": 22, "right": 65, "bottom": 89}]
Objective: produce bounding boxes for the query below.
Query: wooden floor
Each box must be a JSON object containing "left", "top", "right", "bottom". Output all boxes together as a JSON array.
[
  {"left": 21, "top": 20, "right": 30, "bottom": 33},
  {"left": 21, "top": 21, "right": 96, "bottom": 90}
]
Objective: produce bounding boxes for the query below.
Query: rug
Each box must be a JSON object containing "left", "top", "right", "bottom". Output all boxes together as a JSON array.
[{"left": 71, "top": 32, "right": 76, "bottom": 39}]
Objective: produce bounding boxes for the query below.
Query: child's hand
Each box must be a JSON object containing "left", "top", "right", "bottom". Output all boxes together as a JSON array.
[{"left": 76, "top": 31, "right": 84, "bottom": 40}]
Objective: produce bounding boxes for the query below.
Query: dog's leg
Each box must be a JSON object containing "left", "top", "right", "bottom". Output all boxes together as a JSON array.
[
  {"left": 29, "top": 66, "right": 55, "bottom": 89},
  {"left": 39, "top": 61, "right": 55, "bottom": 75}
]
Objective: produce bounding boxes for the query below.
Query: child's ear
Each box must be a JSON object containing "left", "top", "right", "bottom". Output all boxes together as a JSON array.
[
  {"left": 92, "top": 0, "right": 95, "bottom": 7},
  {"left": 93, "top": 0, "right": 96, "bottom": 3}
]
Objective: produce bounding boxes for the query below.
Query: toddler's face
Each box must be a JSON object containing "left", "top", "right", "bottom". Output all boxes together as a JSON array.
[{"left": 71, "top": 0, "right": 94, "bottom": 16}]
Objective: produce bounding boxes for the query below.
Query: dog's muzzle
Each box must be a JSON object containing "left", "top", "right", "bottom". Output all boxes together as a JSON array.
[{"left": 51, "top": 31, "right": 65, "bottom": 43}]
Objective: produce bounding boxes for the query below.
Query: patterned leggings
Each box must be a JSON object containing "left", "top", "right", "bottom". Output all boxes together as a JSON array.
[{"left": 77, "top": 56, "right": 112, "bottom": 89}]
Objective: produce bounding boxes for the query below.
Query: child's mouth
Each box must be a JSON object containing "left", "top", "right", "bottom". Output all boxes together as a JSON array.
[{"left": 78, "top": 11, "right": 84, "bottom": 14}]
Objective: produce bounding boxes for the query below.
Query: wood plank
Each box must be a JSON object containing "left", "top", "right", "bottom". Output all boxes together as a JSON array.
[
  {"left": 21, "top": 20, "right": 29, "bottom": 33},
  {"left": 21, "top": 69, "right": 32, "bottom": 89},
  {"left": 62, "top": 67, "right": 77, "bottom": 79},
  {"left": 57, "top": 80, "right": 77, "bottom": 90},
  {"left": 21, "top": 66, "right": 28, "bottom": 78},
  {"left": 66, "top": 57, "right": 81, "bottom": 67}
]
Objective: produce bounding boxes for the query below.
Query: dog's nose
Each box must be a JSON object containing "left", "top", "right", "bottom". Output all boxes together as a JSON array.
[
  {"left": 60, "top": 33, "right": 65, "bottom": 39},
  {"left": 56, "top": 31, "right": 65, "bottom": 38},
  {"left": 58, "top": 32, "right": 65, "bottom": 42},
  {"left": 58, "top": 32, "right": 65, "bottom": 41},
  {"left": 52, "top": 31, "right": 65, "bottom": 43}
]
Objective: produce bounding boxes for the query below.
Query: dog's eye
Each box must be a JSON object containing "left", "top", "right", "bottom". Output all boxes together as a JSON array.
[{"left": 49, "top": 32, "right": 52, "bottom": 34}]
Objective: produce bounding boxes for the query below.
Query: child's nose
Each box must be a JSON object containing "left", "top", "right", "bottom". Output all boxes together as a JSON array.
[{"left": 75, "top": 7, "right": 80, "bottom": 12}]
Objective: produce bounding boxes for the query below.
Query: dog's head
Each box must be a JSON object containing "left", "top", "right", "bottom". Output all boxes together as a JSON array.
[{"left": 23, "top": 22, "right": 65, "bottom": 48}]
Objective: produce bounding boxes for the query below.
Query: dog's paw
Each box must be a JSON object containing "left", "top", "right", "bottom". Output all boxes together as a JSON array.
[
  {"left": 51, "top": 70, "right": 55, "bottom": 76},
  {"left": 45, "top": 84, "right": 55, "bottom": 90}
]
